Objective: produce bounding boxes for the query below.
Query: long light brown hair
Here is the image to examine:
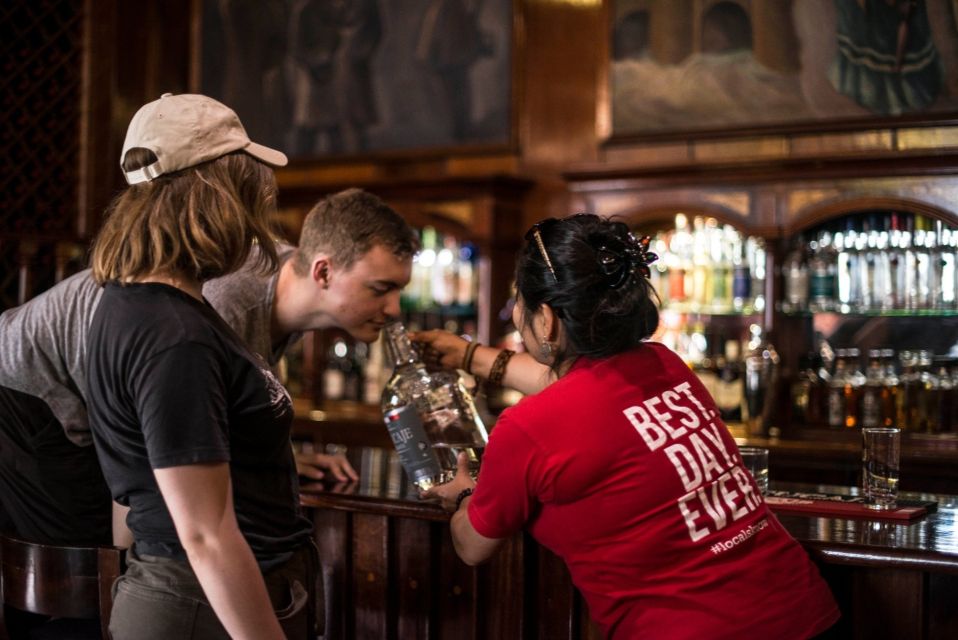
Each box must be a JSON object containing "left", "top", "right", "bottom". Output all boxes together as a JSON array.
[{"left": 91, "top": 148, "right": 279, "bottom": 285}]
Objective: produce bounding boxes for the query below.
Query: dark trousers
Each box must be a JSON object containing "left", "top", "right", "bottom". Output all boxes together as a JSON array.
[{"left": 109, "top": 543, "right": 321, "bottom": 639}]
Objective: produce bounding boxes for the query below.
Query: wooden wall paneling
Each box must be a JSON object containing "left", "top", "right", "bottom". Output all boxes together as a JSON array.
[
  {"left": 312, "top": 508, "right": 349, "bottom": 640},
  {"left": 393, "top": 517, "right": 435, "bottom": 640},
  {"left": 79, "top": 0, "right": 117, "bottom": 239},
  {"left": 534, "top": 544, "right": 576, "bottom": 640},
  {"left": 351, "top": 512, "right": 390, "bottom": 638},
  {"left": 851, "top": 569, "right": 925, "bottom": 640},
  {"left": 437, "top": 528, "right": 477, "bottom": 640},
  {"left": 520, "top": 0, "right": 604, "bottom": 167},
  {"left": 478, "top": 534, "right": 525, "bottom": 639},
  {"left": 927, "top": 573, "right": 958, "bottom": 639}
]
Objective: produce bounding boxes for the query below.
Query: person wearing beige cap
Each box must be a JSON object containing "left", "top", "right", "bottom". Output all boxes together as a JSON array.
[{"left": 83, "top": 93, "right": 311, "bottom": 640}]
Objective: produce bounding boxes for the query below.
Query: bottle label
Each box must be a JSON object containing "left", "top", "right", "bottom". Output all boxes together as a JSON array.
[
  {"left": 862, "top": 389, "right": 880, "bottom": 427},
  {"left": 384, "top": 406, "right": 442, "bottom": 483},
  {"left": 810, "top": 273, "right": 836, "bottom": 300},
  {"left": 324, "top": 370, "right": 345, "bottom": 401},
  {"left": 714, "top": 379, "right": 743, "bottom": 414},
  {"left": 827, "top": 389, "right": 843, "bottom": 427},
  {"left": 733, "top": 267, "right": 751, "bottom": 299}
]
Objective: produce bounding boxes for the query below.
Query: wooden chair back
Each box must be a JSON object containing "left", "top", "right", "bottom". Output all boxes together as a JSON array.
[{"left": 0, "top": 535, "right": 124, "bottom": 639}]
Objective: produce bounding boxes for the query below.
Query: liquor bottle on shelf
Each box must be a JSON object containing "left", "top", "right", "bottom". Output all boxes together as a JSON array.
[
  {"left": 842, "top": 348, "right": 866, "bottom": 429},
  {"left": 649, "top": 235, "right": 670, "bottom": 305},
  {"left": 861, "top": 349, "right": 885, "bottom": 429},
  {"left": 879, "top": 349, "right": 900, "bottom": 429},
  {"left": 947, "top": 359, "right": 958, "bottom": 433},
  {"left": 711, "top": 223, "right": 732, "bottom": 312},
  {"left": 715, "top": 339, "right": 744, "bottom": 423},
  {"left": 790, "top": 354, "right": 814, "bottom": 425},
  {"left": 731, "top": 233, "right": 751, "bottom": 313},
  {"left": 781, "top": 235, "right": 808, "bottom": 314},
  {"left": 743, "top": 324, "right": 778, "bottom": 436},
  {"left": 808, "top": 230, "right": 837, "bottom": 313},
  {"left": 691, "top": 216, "right": 711, "bottom": 311},
  {"left": 827, "top": 350, "right": 848, "bottom": 429},
  {"left": 380, "top": 320, "right": 487, "bottom": 491},
  {"left": 323, "top": 337, "right": 350, "bottom": 402},
  {"left": 933, "top": 356, "right": 954, "bottom": 434},
  {"left": 933, "top": 221, "right": 955, "bottom": 310},
  {"left": 748, "top": 236, "right": 767, "bottom": 312},
  {"left": 668, "top": 213, "right": 692, "bottom": 306},
  {"left": 363, "top": 335, "right": 387, "bottom": 405},
  {"left": 898, "top": 350, "right": 919, "bottom": 430},
  {"left": 915, "top": 350, "right": 939, "bottom": 433}
]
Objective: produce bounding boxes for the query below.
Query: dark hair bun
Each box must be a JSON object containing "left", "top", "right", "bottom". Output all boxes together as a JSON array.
[{"left": 516, "top": 214, "right": 660, "bottom": 363}]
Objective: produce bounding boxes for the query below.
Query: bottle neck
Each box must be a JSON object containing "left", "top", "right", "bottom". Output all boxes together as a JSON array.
[{"left": 383, "top": 321, "right": 420, "bottom": 369}]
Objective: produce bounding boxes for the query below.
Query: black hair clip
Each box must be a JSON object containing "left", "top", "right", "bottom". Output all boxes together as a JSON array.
[
  {"left": 630, "top": 233, "right": 658, "bottom": 279},
  {"left": 596, "top": 233, "right": 658, "bottom": 289}
]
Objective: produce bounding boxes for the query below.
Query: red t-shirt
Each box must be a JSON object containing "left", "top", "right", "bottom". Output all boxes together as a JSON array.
[{"left": 468, "top": 342, "right": 839, "bottom": 639}]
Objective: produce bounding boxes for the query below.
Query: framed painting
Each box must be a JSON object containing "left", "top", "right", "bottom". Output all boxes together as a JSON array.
[
  {"left": 196, "top": 0, "right": 514, "bottom": 158},
  {"left": 609, "top": 0, "right": 958, "bottom": 141}
]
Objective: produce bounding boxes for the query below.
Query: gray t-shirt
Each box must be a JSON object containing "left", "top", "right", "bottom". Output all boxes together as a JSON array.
[
  {"left": 0, "top": 270, "right": 101, "bottom": 445},
  {"left": 204, "top": 244, "right": 299, "bottom": 370},
  {"left": 0, "top": 243, "right": 295, "bottom": 445}
]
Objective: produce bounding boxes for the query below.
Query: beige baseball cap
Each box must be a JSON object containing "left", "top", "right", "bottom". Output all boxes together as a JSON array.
[{"left": 121, "top": 93, "right": 287, "bottom": 185}]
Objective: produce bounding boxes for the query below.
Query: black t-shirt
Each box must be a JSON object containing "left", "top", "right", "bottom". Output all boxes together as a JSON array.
[{"left": 86, "top": 282, "right": 311, "bottom": 570}]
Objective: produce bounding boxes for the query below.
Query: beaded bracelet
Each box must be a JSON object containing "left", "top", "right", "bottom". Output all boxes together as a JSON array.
[
  {"left": 455, "top": 488, "right": 474, "bottom": 511},
  {"left": 461, "top": 340, "right": 480, "bottom": 375},
  {"left": 486, "top": 349, "right": 516, "bottom": 388}
]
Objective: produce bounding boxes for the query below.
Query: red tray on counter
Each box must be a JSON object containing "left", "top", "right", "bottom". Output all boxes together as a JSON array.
[{"left": 765, "top": 490, "right": 936, "bottom": 521}]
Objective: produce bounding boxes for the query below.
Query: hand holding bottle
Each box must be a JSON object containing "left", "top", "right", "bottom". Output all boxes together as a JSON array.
[
  {"left": 421, "top": 452, "right": 476, "bottom": 512},
  {"left": 409, "top": 329, "right": 470, "bottom": 371}
]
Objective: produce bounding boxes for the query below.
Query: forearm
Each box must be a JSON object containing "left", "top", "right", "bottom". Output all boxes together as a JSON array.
[
  {"left": 156, "top": 464, "right": 284, "bottom": 640},
  {"left": 183, "top": 527, "right": 285, "bottom": 640},
  {"left": 469, "top": 348, "right": 553, "bottom": 395},
  {"left": 449, "top": 497, "right": 503, "bottom": 566}
]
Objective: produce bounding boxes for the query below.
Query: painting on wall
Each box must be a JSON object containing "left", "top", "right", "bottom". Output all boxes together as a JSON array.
[
  {"left": 611, "top": 0, "right": 958, "bottom": 138},
  {"left": 199, "top": 0, "right": 512, "bottom": 158}
]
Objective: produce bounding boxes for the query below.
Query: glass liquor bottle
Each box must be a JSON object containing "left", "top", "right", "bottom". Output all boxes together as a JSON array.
[
  {"left": 715, "top": 339, "right": 744, "bottom": 424},
  {"left": 323, "top": 337, "right": 350, "bottom": 402},
  {"left": 669, "top": 214, "right": 692, "bottom": 306},
  {"left": 790, "top": 353, "right": 821, "bottom": 426},
  {"left": 933, "top": 356, "right": 954, "bottom": 434},
  {"left": 827, "top": 350, "right": 848, "bottom": 429},
  {"left": 782, "top": 236, "right": 808, "bottom": 314},
  {"left": 731, "top": 233, "right": 751, "bottom": 313},
  {"left": 748, "top": 236, "right": 767, "bottom": 313},
  {"left": 841, "top": 348, "right": 865, "bottom": 429},
  {"left": 879, "top": 349, "right": 900, "bottom": 429},
  {"left": 915, "top": 350, "right": 939, "bottom": 433},
  {"left": 808, "top": 231, "right": 837, "bottom": 313},
  {"left": 691, "top": 216, "right": 711, "bottom": 312},
  {"left": 380, "top": 320, "right": 488, "bottom": 491},
  {"left": 710, "top": 223, "right": 732, "bottom": 312},
  {"left": 861, "top": 349, "right": 884, "bottom": 429},
  {"left": 743, "top": 325, "right": 778, "bottom": 436},
  {"left": 898, "top": 350, "right": 919, "bottom": 430}
]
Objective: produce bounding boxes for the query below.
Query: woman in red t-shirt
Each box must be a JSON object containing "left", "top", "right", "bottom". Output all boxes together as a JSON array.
[{"left": 418, "top": 214, "right": 839, "bottom": 639}]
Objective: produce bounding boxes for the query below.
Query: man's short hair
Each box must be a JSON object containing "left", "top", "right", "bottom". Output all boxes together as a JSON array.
[{"left": 294, "top": 189, "right": 419, "bottom": 274}]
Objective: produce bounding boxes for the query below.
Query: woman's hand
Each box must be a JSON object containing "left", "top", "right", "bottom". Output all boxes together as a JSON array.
[
  {"left": 410, "top": 329, "right": 470, "bottom": 371},
  {"left": 295, "top": 452, "right": 359, "bottom": 483},
  {"left": 421, "top": 452, "right": 476, "bottom": 513}
]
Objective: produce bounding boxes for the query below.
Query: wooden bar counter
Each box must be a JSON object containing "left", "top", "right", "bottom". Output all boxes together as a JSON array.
[{"left": 300, "top": 475, "right": 958, "bottom": 640}]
